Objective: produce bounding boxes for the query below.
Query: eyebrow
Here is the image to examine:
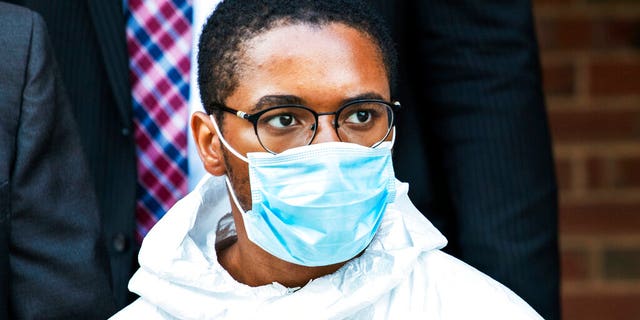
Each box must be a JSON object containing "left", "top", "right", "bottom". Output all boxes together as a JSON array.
[
  {"left": 249, "top": 92, "right": 387, "bottom": 113},
  {"left": 251, "top": 95, "right": 304, "bottom": 112},
  {"left": 339, "top": 92, "right": 386, "bottom": 105}
]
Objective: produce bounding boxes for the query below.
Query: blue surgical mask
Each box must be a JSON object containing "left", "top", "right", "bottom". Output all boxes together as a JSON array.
[{"left": 211, "top": 115, "right": 397, "bottom": 266}]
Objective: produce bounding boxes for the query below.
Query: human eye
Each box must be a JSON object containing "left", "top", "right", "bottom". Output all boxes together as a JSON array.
[
  {"left": 258, "top": 107, "right": 312, "bottom": 134},
  {"left": 265, "top": 113, "right": 298, "bottom": 128},
  {"left": 342, "top": 103, "right": 383, "bottom": 126},
  {"left": 345, "top": 109, "right": 373, "bottom": 124}
]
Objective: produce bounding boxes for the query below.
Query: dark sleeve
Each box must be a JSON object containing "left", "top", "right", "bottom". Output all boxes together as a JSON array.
[
  {"left": 7, "top": 10, "right": 116, "bottom": 319},
  {"left": 390, "top": 1, "right": 559, "bottom": 319},
  {"left": 3, "top": 0, "right": 139, "bottom": 308}
]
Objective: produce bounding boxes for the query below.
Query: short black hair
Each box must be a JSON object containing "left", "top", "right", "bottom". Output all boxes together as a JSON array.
[{"left": 197, "top": 0, "right": 397, "bottom": 119}]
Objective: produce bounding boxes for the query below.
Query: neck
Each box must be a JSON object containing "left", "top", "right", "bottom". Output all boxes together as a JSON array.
[
  {"left": 217, "top": 205, "right": 345, "bottom": 288},
  {"left": 219, "top": 238, "right": 345, "bottom": 288}
]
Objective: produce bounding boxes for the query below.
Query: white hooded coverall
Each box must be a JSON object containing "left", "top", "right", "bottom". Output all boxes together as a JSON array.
[{"left": 111, "top": 176, "right": 543, "bottom": 319}]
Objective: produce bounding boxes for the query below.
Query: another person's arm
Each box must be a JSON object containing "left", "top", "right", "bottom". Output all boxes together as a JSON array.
[{"left": 0, "top": 5, "right": 116, "bottom": 318}]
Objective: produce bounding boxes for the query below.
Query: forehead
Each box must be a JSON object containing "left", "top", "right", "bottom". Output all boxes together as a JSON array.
[
  {"left": 226, "top": 22, "right": 389, "bottom": 108},
  {"left": 245, "top": 22, "right": 381, "bottom": 64}
]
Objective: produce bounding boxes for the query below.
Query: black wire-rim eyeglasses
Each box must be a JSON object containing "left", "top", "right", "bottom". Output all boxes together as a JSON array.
[{"left": 210, "top": 99, "right": 401, "bottom": 154}]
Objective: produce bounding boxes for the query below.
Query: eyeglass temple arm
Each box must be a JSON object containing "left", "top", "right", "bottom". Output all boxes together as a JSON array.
[{"left": 211, "top": 103, "right": 251, "bottom": 120}]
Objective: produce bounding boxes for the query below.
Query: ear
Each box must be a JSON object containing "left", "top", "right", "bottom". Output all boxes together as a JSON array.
[{"left": 191, "top": 111, "right": 227, "bottom": 176}]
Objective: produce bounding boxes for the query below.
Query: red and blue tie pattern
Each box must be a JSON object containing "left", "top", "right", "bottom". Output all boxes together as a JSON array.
[{"left": 126, "top": 0, "right": 192, "bottom": 243}]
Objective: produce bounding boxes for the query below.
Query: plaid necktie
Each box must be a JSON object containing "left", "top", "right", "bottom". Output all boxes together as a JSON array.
[{"left": 125, "top": 0, "right": 192, "bottom": 243}]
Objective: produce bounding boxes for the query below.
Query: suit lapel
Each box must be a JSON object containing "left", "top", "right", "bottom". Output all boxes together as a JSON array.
[{"left": 87, "top": 0, "right": 132, "bottom": 130}]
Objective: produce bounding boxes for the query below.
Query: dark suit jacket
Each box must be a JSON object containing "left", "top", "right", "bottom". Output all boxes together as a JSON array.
[
  {"left": 369, "top": 1, "right": 560, "bottom": 319},
  {"left": 5, "top": 0, "right": 138, "bottom": 308},
  {"left": 0, "top": 3, "right": 115, "bottom": 318}
]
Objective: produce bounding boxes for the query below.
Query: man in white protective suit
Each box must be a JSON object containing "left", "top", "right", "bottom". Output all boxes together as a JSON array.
[{"left": 111, "top": 0, "right": 545, "bottom": 318}]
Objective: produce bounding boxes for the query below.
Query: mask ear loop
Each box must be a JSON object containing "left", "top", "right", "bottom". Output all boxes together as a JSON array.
[
  {"left": 390, "top": 126, "right": 396, "bottom": 145},
  {"left": 210, "top": 114, "right": 251, "bottom": 213},
  {"left": 209, "top": 114, "right": 250, "bottom": 163},
  {"left": 224, "top": 176, "right": 247, "bottom": 214},
  {"left": 376, "top": 126, "right": 396, "bottom": 149},
  {"left": 209, "top": 114, "right": 250, "bottom": 212}
]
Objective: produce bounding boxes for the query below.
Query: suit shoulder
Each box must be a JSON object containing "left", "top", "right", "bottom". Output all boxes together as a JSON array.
[
  {"left": 0, "top": 2, "right": 30, "bottom": 17},
  {"left": 0, "top": 2, "right": 48, "bottom": 54},
  {"left": 0, "top": 1, "right": 52, "bottom": 98},
  {"left": 0, "top": 2, "right": 42, "bottom": 31}
]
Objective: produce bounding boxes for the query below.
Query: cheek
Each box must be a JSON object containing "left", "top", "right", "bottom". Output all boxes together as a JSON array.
[
  {"left": 222, "top": 147, "right": 253, "bottom": 211},
  {"left": 222, "top": 118, "right": 264, "bottom": 155},
  {"left": 219, "top": 117, "right": 268, "bottom": 212}
]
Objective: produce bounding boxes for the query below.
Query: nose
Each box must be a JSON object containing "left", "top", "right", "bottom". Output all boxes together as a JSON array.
[{"left": 311, "top": 116, "right": 340, "bottom": 144}]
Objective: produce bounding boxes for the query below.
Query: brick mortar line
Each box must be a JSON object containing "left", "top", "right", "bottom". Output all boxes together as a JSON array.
[
  {"left": 562, "top": 281, "right": 640, "bottom": 295},
  {"left": 559, "top": 189, "right": 640, "bottom": 204},
  {"left": 546, "top": 96, "right": 640, "bottom": 110},
  {"left": 541, "top": 50, "right": 640, "bottom": 61},
  {"left": 561, "top": 235, "right": 640, "bottom": 245},
  {"left": 554, "top": 143, "right": 640, "bottom": 156},
  {"left": 534, "top": 5, "right": 640, "bottom": 18}
]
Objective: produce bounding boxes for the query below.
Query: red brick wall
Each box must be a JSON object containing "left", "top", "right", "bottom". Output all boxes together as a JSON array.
[{"left": 533, "top": 1, "right": 640, "bottom": 319}]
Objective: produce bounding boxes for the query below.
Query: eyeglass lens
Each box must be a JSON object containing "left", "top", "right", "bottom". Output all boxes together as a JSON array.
[{"left": 255, "top": 101, "right": 393, "bottom": 153}]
